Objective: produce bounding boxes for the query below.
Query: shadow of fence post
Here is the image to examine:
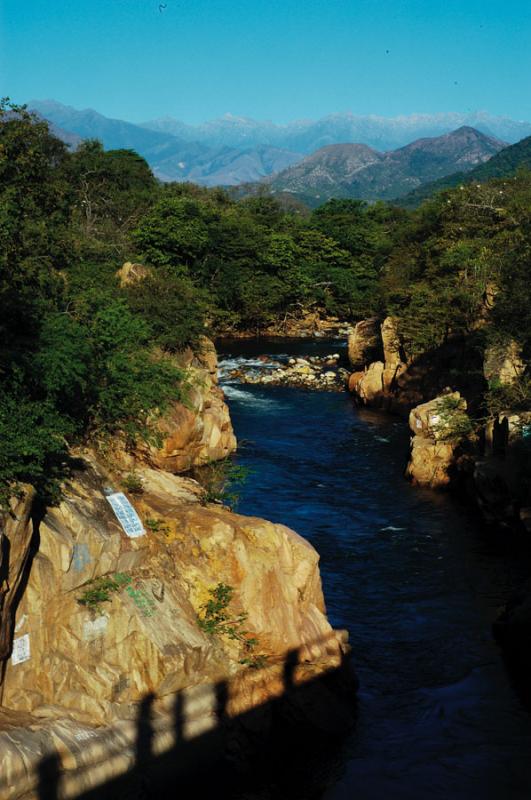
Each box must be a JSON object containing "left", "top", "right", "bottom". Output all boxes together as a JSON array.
[
  {"left": 283, "top": 648, "right": 299, "bottom": 691},
  {"left": 135, "top": 691, "right": 155, "bottom": 795},
  {"left": 38, "top": 752, "right": 61, "bottom": 800}
]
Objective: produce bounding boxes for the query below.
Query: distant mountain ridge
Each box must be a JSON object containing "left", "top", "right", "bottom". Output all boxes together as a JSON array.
[
  {"left": 28, "top": 100, "right": 303, "bottom": 186},
  {"left": 28, "top": 101, "right": 525, "bottom": 199},
  {"left": 397, "top": 134, "right": 531, "bottom": 207},
  {"left": 141, "top": 110, "right": 531, "bottom": 153},
  {"left": 264, "top": 127, "right": 507, "bottom": 206}
]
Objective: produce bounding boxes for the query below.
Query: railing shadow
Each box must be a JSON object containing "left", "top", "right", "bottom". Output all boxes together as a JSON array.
[{"left": 0, "top": 636, "right": 356, "bottom": 800}]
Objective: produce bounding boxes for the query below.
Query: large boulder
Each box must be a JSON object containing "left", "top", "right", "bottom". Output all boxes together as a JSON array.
[
  {"left": 0, "top": 456, "right": 354, "bottom": 798},
  {"left": 109, "top": 340, "right": 236, "bottom": 475},
  {"left": 405, "top": 393, "right": 469, "bottom": 488}
]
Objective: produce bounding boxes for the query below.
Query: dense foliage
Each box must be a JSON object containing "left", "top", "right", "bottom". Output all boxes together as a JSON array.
[
  {"left": 0, "top": 101, "right": 530, "bottom": 505},
  {"left": 0, "top": 103, "right": 183, "bottom": 506}
]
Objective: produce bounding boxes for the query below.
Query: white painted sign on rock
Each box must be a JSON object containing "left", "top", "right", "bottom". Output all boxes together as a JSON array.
[{"left": 105, "top": 492, "right": 145, "bottom": 538}]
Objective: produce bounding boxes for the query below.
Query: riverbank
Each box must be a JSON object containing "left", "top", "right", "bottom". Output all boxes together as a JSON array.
[{"left": 217, "top": 313, "right": 353, "bottom": 340}]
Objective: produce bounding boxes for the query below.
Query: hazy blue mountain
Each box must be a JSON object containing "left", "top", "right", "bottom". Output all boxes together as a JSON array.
[
  {"left": 156, "top": 145, "right": 303, "bottom": 186},
  {"left": 265, "top": 127, "right": 506, "bottom": 206},
  {"left": 28, "top": 100, "right": 302, "bottom": 185},
  {"left": 141, "top": 111, "right": 531, "bottom": 153}
]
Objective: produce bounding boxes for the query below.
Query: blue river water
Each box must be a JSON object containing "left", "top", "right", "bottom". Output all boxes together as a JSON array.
[{"left": 218, "top": 339, "right": 531, "bottom": 800}]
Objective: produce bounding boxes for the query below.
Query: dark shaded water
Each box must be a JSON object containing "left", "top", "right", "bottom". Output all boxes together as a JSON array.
[{"left": 218, "top": 339, "right": 531, "bottom": 800}]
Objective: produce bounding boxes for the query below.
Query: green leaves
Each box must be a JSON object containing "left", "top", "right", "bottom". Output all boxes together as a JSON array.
[{"left": 0, "top": 392, "right": 71, "bottom": 508}]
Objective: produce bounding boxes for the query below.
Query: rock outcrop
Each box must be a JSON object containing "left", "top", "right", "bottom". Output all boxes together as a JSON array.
[
  {"left": 347, "top": 317, "right": 382, "bottom": 370},
  {"left": 483, "top": 340, "right": 525, "bottom": 387},
  {"left": 109, "top": 338, "right": 236, "bottom": 475},
  {"left": 405, "top": 392, "right": 469, "bottom": 489},
  {"left": 149, "top": 341, "right": 236, "bottom": 472},
  {"left": 348, "top": 317, "right": 408, "bottom": 412},
  {"left": 1, "top": 457, "right": 347, "bottom": 721},
  {"left": 347, "top": 316, "right": 488, "bottom": 416},
  {"left": 0, "top": 433, "right": 353, "bottom": 794}
]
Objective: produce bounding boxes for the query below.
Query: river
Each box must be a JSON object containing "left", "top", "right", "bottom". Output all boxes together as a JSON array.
[{"left": 218, "top": 338, "right": 531, "bottom": 800}]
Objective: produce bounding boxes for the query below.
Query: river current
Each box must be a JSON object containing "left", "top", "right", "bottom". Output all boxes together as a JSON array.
[{"left": 218, "top": 338, "right": 531, "bottom": 800}]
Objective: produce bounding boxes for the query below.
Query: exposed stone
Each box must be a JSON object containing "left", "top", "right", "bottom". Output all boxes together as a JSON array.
[
  {"left": 408, "top": 391, "right": 466, "bottom": 442},
  {"left": 107, "top": 343, "right": 237, "bottom": 474},
  {"left": 226, "top": 354, "right": 346, "bottom": 391},
  {"left": 347, "top": 317, "right": 408, "bottom": 412},
  {"left": 116, "top": 261, "right": 152, "bottom": 287},
  {"left": 347, "top": 317, "right": 382, "bottom": 369},
  {"left": 0, "top": 458, "right": 349, "bottom": 726},
  {"left": 406, "top": 393, "right": 468, "bottom": 488},
  {"left": 405, "top": 436, "right": 457, "bottom": 488},
  {"left": 380, "top": 316, "right": 402, "bottom": 369},
  {"left": 484, "top": 340, "right": 525, "bottom": 386}
]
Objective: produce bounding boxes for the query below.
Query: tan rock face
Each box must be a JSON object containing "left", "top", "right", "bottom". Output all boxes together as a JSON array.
[
  {"left": 152, "top": 338, "right": 236, "bottom": 472},
  {"left": 483, "top": 340, "right": 525, "bottom": 386},
  {"left": 347, "top": 317, "right": 408, "bottom": 412},
  {"left": 380, "top": 316, "right": 402, "bottom": 369},
  {"left": 109, "top": 339, "right": 236, "bottom": 475},
  {"left": 405, "top": 436, "right": 456, "bottom": 488},
  {"left": 151, "top": 380, "right": 236, "bottom": 473},
  {"left": 347, "top": 317, "right": 382, "bottom": 370},
  {"left": 116, "top": 261, "right": 152, "bottom": 287},
  {"left": 406, "top": 393, "right": 468, "bottom": 488},
  {"left": 1, "top": 459, "right": 346, "bottom": 725}
]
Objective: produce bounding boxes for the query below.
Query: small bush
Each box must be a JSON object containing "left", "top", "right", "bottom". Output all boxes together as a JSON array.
[
  {"left": 121, "top": 472, "right": 144, "bottom": 494},
  {"left": 432, "top": 396, "right": 475, "bottom": 443},
  {"left": 144, "top": 517, "right": 170, "bottom": 536},
  {"left": 194, "top": 459, "right": 250, "bottom": 507},
  {"left": 197, "top": 583, "right": 268, "bottom": 669},
  {"left": 78, "top": 573, "right": 132, "bottom": 612}
]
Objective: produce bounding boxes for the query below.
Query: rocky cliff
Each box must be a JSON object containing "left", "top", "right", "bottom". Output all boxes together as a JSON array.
[
  {"left": 0, "top": 345, "right": 354, "bottom": 798},
  {"left": 347, "top": 317, "right": 531, "bottom": 515}
]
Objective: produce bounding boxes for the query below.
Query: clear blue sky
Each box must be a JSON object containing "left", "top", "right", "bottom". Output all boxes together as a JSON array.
[{"left": 1, "top": 0, "right": 530, "bottom": 124}]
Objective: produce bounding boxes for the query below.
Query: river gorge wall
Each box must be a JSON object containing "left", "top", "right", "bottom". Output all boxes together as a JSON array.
[
  {"left": 0, "top": 342, "right": 354, "bottom": 799},
  {"left": 347, "top": 316, "right": 531, "bottom": 530}
]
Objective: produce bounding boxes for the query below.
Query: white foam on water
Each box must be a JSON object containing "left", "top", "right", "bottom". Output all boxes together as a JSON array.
[
  {"left": 222, "top": 384, "right": 285, "bottom": 409},
  {"left": 380, "top": 525, "right": 407, "bottom": 532},
  {"left": 218, "top": 356, "right": 285, "bottom": 385}
]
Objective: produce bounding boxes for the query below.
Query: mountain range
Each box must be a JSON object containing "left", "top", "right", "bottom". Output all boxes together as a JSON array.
[
  {"left": 29, "top": 100, "right": 303, "bottom": 185},
  {"left": 264, "top": 127, "right": 506, "bottom": 205},
  {"left": 141, "top": 111, "right": 531, "bottom": 153},
  {"left": 397, "top": 134, "right": 531, "bottom": 207},
  {"left": 28, "top": 100, "right": 531, "bottom": 202}
]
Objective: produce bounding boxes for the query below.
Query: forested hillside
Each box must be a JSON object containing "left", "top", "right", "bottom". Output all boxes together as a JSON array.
[{"left": 1, "top": 103, "right": 530, "bottom": 506}]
